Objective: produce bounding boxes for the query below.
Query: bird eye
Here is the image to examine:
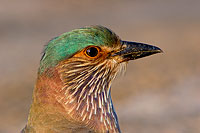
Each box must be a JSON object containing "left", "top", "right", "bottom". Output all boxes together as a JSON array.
[{"left": 85, "top": 46, "right": 100, "bottom": 58}]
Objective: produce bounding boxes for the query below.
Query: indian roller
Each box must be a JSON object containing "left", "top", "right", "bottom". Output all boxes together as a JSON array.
[{"left": 22, "top": 25, "right": 162, "bottom": 133}]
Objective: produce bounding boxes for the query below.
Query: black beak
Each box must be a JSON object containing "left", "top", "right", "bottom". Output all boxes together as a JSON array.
[{"left": 113, "top": 41, "right": 163, "bottom": 61}]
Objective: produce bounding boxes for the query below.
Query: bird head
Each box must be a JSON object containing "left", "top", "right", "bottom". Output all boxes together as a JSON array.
[{"left": 30, "top": 25, "right": 162, "bottom": 132}]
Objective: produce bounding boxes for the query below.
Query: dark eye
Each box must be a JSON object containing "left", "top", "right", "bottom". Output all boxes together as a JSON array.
[{"left": 86, "top": 47, "right": 99, "bottom": 57}]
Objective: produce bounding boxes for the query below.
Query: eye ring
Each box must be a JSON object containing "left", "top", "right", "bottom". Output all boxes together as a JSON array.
[{"left": 85, "top": 46, "right": 100, "bottom": 58}]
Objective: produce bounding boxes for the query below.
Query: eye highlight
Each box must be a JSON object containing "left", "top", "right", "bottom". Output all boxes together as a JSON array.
[{"left": 85, "top": 46, "right": 100, "bottom": 58}]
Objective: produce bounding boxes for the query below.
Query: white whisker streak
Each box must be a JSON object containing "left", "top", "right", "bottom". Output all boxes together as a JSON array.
[
  {"left": 104, "top": 120, "right": 108, "bottom": 130},
  {"left": 81, "top": 106, "right": 86, "bottom": 117},
  {"left": 82, "top": 113, "right": 87, "bottom": 121},
  {"left": 57, "top": 58, "right": 126, "bottom": 132},
  {"left": 98, "top": 95, "right": 102, "bottom": 108},
  {"left": 94, "top": 102, "right": 97, "bottom": 115},
  {"left": 89, "top": 108, "right": 93, "bottom": 119},
  {"left": 91, "top": 95, "right": 94, "bottom": 109},
  {"left": 86, "top": 96, "right": 89, "bottom": 111}
]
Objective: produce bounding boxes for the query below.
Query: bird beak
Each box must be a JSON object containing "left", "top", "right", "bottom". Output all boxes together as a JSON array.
[{"left": 113, "top": 41, "right": 163, "bottom": 62}]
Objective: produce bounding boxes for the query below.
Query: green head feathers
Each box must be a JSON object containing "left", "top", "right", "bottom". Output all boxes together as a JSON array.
[{"left": 39, "top": 25, "right": 120, "bottom": 73}]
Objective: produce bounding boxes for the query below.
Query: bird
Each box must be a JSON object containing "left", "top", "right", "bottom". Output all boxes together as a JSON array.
[{"left": 22, "top": 25, "right": 162, "bottom": 133}]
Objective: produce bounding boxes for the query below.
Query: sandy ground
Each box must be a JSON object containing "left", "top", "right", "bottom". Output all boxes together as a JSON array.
[{"left": 0, "top": 0, "right": 200, "bottom": 133}]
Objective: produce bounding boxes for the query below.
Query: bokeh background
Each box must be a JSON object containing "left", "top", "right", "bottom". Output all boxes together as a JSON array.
[{"left": 1, "top": 0, "right": 200, "bottom": 133}]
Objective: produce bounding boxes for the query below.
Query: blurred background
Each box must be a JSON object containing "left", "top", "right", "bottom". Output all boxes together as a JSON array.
[{"left": 0, "top": 0, "right": 200, "bottom": 133}]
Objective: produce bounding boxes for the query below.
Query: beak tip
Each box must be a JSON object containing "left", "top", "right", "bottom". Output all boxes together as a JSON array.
[
  {"left": 158, "top": 49, "right": 164, "bottom": 54},
  {"left": 153, "top": 46, "right": 163, "bottom": 53}
]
